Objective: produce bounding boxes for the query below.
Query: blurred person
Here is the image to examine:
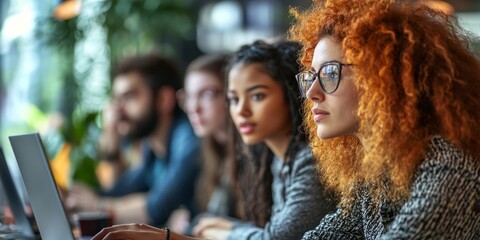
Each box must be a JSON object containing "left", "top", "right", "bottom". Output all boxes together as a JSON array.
[
  {"left": 288, "top": 0, "right": 480, "bottom": 238},
  {"left": 95, "top": 100, "right": 143, "bottom": 190},
  {"left": 66, "top": 53, "right": 201, "bottom": 227},
  {"left": 176, "top": 54, "right": 237, "bottom": 232},
  {"left": 92, "top": 40, "right": 335, "bottom": 240}
]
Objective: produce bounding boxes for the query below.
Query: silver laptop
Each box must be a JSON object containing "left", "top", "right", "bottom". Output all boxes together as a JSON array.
[
  {"left": 0, "top": 147, "right": 37, "bottom": 239},
  {"left": 9, "top": 133, "right": 80, "bottom": 240}
]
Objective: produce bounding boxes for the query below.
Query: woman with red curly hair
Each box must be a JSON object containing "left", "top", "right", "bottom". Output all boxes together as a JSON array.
[{"left": 290, "top": 0, "right": 480, "bottom": 239}]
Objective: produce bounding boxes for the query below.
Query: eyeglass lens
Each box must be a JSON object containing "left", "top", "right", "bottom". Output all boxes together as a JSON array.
[
  {"left": 296, "top": 71, "right": 315, "bottom": 97},
  {"left": 296, "top": 63, "right": 341, "bottom": 96},
  {"left": 319, "top": 64, "right": 340, "bottom": 94}
]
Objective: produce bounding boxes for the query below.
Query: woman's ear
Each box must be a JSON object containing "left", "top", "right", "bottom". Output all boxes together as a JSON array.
[{"left": 156, "top": 87, "right": 177, "bottom": 115}]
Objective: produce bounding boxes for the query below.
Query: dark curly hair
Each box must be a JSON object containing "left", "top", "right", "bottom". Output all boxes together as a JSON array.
[
  {"left": 289, "top": 0, "right": 480, "bottom": 207},
  {"left": 227, "top": 40, "right": 306, "bottom": 227}
]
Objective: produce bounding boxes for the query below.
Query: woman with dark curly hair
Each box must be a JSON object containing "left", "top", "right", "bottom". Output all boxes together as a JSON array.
[
  {"left": 92, "top": 40, "right": 334, "bottom": 240},
  {"left": 289, "top": 0, "right": 480, "bottom": 239},
  {"left": 192, "top": 39, "right": 334, "bottom": 240}
]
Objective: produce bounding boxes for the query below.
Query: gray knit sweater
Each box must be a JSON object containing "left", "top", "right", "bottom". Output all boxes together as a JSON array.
[
  {"left": 303, "top": 136, "right": 480, "bottom": 240},
  {"left": 228, "top": 146, "right": 335, "bottom": 240}
]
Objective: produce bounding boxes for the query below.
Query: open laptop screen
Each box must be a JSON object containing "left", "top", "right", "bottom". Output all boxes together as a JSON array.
[
  {"left": 9, "top": 133, "right": 76, "bottom": 240},
  {"left": 0, "top": 147, "right": 36, "bottom": 239}
]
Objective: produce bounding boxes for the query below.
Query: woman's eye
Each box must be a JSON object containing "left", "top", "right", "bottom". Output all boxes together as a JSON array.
[
  {"left": 200, "top": 89, "right": 219, "bottom": 100},
  {"left": 328, "top": 71, "right": 339, "bottom": 80},
  {"left": 251, "top": 93, "right": 265, "bottom": 101},
  {"left": 226, "top": 96, "right": 239, "bottom": 105}
]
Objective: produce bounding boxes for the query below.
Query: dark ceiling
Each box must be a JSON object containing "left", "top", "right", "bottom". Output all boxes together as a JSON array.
[{"left": 443, "top": 0, "right": 480, "bottom": 12}]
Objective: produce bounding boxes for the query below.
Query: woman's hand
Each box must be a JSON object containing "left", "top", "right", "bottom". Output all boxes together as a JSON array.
[
  {"left": 92, "top": 223, "right": 198, "bottom": 240},
  {"left": 193, "top": 217, "right": 233, "bottom": 240},
  {"left": 200, "top": 228, "right": 231, "bottom": 240},
  {"left": 92, "top": 223, "right": 166, "bottom": 240}
]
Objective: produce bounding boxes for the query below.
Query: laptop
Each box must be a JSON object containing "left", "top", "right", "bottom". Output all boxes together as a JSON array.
[
  {"left": 9, "top": 133, "right": 89, "bottom": 240},
  {"left": 0, "top": 147, "right": 37, "bottom": 239}
]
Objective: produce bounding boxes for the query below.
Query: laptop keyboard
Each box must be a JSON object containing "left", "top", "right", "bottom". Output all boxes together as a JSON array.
[{"left": 0, "top": 224, "right": 36, "bottom": 240}]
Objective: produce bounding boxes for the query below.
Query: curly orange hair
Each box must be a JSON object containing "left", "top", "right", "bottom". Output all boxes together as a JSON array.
[{"left": 289, "top": 0, "right": 480, "bottom": 207}]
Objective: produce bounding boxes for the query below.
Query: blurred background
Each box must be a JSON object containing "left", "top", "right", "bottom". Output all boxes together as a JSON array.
[
  {"left": 0, "top": 0, "right": 479, "bottom": 218},
  {"left": 0, "top": 0, "right": 316, "bottom": 215}
]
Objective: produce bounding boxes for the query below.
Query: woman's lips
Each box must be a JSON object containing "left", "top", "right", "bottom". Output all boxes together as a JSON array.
[
  {"left": 191, "top": 119, "right": 204, "bottom": 127},
  {"left": 312, "top": 108, "right": 330, "bottom": 122},
  {"left": 238, "top": 122, "right": 256, "bottom": 134},
  {"left": 188, "top": 115, "right": 205, "bottom": 127}
]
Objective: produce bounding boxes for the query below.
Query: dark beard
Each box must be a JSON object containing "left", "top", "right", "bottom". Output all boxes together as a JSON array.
[{"left": 126, "top": 103, "right": 158, "bottom": 140}]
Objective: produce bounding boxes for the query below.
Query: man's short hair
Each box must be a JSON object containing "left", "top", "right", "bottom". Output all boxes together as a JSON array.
[{"left": 112, "top": 53, "right": 183, "bottom": 92}]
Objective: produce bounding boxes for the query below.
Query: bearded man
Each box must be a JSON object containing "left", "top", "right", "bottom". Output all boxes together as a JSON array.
[{"left": 66, "top": 54, "right": 200, "bottom": 228}]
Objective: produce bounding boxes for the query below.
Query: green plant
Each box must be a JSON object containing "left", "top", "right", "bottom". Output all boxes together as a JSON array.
[{"left": 35, "top": 0, "right": 195, "bottom": 189}]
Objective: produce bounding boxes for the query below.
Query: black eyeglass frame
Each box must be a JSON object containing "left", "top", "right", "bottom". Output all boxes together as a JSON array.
[{"left": 295, "top": 60, "right": 353, "bottom": 96}]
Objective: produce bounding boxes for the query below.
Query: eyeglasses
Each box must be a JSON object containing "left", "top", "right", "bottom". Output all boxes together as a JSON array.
[
  {"left": 176, "top": 88, "right": 224, "bottom": 111},
  {"left": 295, "top": 61, "right": 353, "bottom": 96}
]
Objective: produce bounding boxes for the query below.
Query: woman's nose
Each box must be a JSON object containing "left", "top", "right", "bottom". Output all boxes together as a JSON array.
[
  {"left": 236, "top": 99, "right": 251, "bottom": 117},
  {"left": 306, "top": 80, "right": 326, "bottom": 102}
]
